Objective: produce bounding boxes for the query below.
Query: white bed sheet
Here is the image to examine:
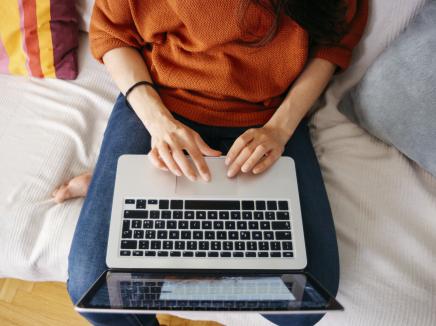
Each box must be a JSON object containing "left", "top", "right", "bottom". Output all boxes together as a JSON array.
[{"left": 0, "top": 1, "right": 435, "bottom": 325}]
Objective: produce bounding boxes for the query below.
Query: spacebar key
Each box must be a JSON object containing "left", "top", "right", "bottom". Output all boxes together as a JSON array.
[{"left": 185, "top": 200, "right": 240, "bottom": 210}]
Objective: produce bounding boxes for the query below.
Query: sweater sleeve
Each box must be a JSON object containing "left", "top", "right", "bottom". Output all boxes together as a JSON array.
[
  {"left": 89, "top": 0, "right": 143, "bottom": 62},
  {"left": 311, "top": 0, "right": 369, "bottom": 71}
]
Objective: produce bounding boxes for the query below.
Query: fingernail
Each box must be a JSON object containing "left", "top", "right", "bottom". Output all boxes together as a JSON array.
[
  {"left": 227, "top": 170, "right": 233, "bottom": 178},
  {"left": 204, "top": 174, "right": 211, "bottom": 182}
]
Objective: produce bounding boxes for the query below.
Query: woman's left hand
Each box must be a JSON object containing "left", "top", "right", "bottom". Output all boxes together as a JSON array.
[{"left": 225, "top": 124, "right": 291, "bottom": 178}]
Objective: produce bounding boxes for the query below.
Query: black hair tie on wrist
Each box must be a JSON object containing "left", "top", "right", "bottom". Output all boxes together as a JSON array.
[{"left": 124, "top": 80, "right": 160, "bottom": 108}]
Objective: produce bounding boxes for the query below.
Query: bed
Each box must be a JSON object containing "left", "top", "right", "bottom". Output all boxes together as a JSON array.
[{"left": 0, "top": 0, "right": 435, "bottom": 325}]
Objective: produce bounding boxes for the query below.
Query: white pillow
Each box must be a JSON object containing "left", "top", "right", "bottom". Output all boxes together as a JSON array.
[{"left": 76, "top": 0, "right": 94, "bottom": 32}]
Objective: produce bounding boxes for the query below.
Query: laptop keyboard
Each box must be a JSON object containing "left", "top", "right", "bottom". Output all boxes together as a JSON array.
[{"left": 119, "top": 199, "right": 294, "bottom": 258}]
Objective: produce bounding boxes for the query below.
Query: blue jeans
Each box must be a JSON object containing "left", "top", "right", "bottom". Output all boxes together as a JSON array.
[{"left": 67, "top": 95, "right": 339, "bottom": 326}]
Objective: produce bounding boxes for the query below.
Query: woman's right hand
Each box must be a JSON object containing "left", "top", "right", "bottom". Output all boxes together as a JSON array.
[{"left": 147, "top": 117, "right": 221, "bottom": 182}]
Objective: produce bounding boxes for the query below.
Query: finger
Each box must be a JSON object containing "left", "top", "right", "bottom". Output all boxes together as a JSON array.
[
  {"left": 172, "top": 148, "right": 198, "bottom": 182},
  {"left": 227, "top": 145, "right": 254, "bottom": 178},
  {"left": 187, "top": 146, "right": 211, "bottom": 182},
  {"left": 158, "top": 143, "right": 183, "bottom": 176},
  {"left": 252, "top": 150, "right": 282, "bottom": 174},
  {"left": 195, "top": 134, "right": 221, "bottom": 157},
  {"left": 241, "top": 144, "right": 270, "bottom": 173},
  {"left": 225, "top": 130, "right": 254, "bottom": 166},
  {"left": 148, "top": 148, "right": 169, "bottom": 171}
]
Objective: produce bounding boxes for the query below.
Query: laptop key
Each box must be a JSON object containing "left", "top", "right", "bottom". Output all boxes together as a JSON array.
[
  {"left": 260, "top": 221, "right": 270, "bottom": 230},
  {"left": 136, "top": 200, "right": 146, "bottom": 209},
  {"left": 187, "top": 241, "right": 197, "bottom": 250},
  {"left": 124, "top": 210, "right": 148, "bottom": 219},
  {"left": 122, "top": 230, "right": 132, "bottom": 239},
  {"left": 272, "top": 222, "right": 291, "bottom": 230},
  {"left": 267, "top": 201, "right": 277, "bottom": 210},
  {"left": 145, "top": 230, "right": 156, "bottom": 239},
  {"left": 178, "top": 221, "right": 189, "bottom": 229},
  {"left": 133, "top": 250, "right": 143, "bottom": 256},
  {"left": 120, "top": 250, "right": 131, "bottom": 256},
  {"left": 258, "top": 252, "right": 268, "bottom": 257},
  {"left": 245, "top": 252, "right": 256, "bottom": 257},
  {"left": 270, "top": 241, "right": 281, "bottom": 251},
  {"left": 235, "top": 242, "right": 245, "bottom": 251},
  {"left": 207, "top": 211, "right": 218, "bottom": 219},
  {"left": 237, "top": 221, "right": 247, "bottom": 230},
  {"left": 121, "top": 240, "right": 137, "bottom": 249},
  {"left": 228, "top": 231, "right": 238, "bottom": 240},
  {"left": 144, "top": 251, "right": 156, "bottom": 256},
  {"left": 259, "top": 242, "right": 269, "bottom": 251},
  {"left": 217, "top": 231, "right": 227, "bottom": 240},
  {"left": 155, "top": 220, "right": 165, "bottom": 229},
  {"left": 184, "top": 211, "right": 194, "bottom": 219},
  {"left": 202, "top": 221, "right": 212, "bottom": 229},
  {"left": 175, "top": 241, "right": 185, "bottom": 250},
  {"left": 223, "top": 241, "right": 233, "bottom": 251},
  {"left": 264, "top": 231, "right": 274, "bottom": 240},
  {"left": 122, "top": 220, "right": 130, "bottom": 231},
  {"left": 254, "top": 212, "right": 264, "bottom": 220},
  {"left": 193, "top": 231, "right": 203, "bottom": 240},
  {"left": 190, "top": 221, "right": 200, "bottom": 229},
  {"left": 196, "top": 211, "right": 206, "bottom": 219},
  {"left": 163, "top": 241, "right": 173, "bottom": 250},
  {"left": 151, "top": 241, "right": 161, "bottom": 249},
  {"left": 169, "top": 231, "right": 179, "bottom": 239},
  {"left": 220, "top": 252, "right": 231, "bottom": 257},
  {"left": 265, "top": 212, "right": 275, "bottom": 220},
  {"left": 170, "top": 251, "right": 181, "bottom": 257},
  {"left": 148, "top": 199, "right": 158, "bottom": 204},
  {"left": 270, "top": 252, "right": 281, "bottom": 257},
  {"left": 247, "top": 242, "right": 257, "bottom": 250},
  {"left": 157, "top": 231, "right": 168, "bottom": 239},
  {"left": 233, "top": 252, "right": 244, "bottom": 257},
  {"left": 161, "top": 210, "right": 171, "bottom": 219},
  {"left": 249, "top": 221, "right": 259, "bottom": 230},
  {"left": 231, "top": 212, "right": 241, "bottom": 220},
  {"left": 211, "top": 241, "right": 221, "bottom": 251},
  {"left": 242, "top": 201, "right": 254, "bottom": 210},
  {"left": 150, "top": 210, "right": 160, "bottom": 219},
  {"left": 208, "top": 252, "right": 219, "bottom": 257},
  {"left": 225, "top": 221, "right": 236, "bottom": 230},
  {"left": 278, "top": 201, "right": 289, "bottom": 210},
  {"left": 205, "top": 231, "right": 215, "bottom": 240},
  {"left": 170, "top": 200, "right": 183, "bottom": 209},
  {"left": 282, "top": 241, "right": 293, "bottom": 251},
  {"left": 276, "top": 231, "right": 292, "bottom": 240},
  {"left": 213, "top": 221, "right": 224, "bottom": 229},
  {"left": 252, "top": 231, "right": 262, "bottom": 240},
  {"left": 125, "top": 199, "right": 135, "bottom": 204},
  {"left": 240, "top": 231, "right": 250, "bottom": 240},
  {"left": 134, "top": 230, "right": 144, "bottom": 239},
  {"left": 242, "top": 212, "right": 252, "bottom": 220},
  {"left": 166, "top": 220, "right": 177, "bottom": 229},
  {"left": 199, "top": 241, "right": 209, "bottom": 250},
  {"left": 157, "top": 251, "right": 169, "bottom": 256},
  {"left": 132, "top": 220, "right": 142, "bottom": 228},
  {"left": 277, "top": 212, "right": 290, "bottom": 220},
  {"left": 181, "top": 231, "right": 191, "bottom": 239},
  {"left": 219, "top": 211, "right": 229, "bottom": 220},
  {"left": 183, "top": 251, "right": 194, "bottom": 257},
  {"left": 255, "top": 201, "right": 266, "bottom": 210},
  {"left": 143, "top": 220, "right": 153, "bottom": 229},
  {"left": 139, "top": 241, "right": 149, "bottom": 249},
  {"left": 195, "top": 251, "right": 206, "bottom": 257},
  {"left": 173, "top": 211, "right": 183, "bottom": 219},
  {"left": 283, "top": 252, "right": 294, "bottom": 258},
  {"left": 159, "top": 200, "right": 169, "bottom": 209}
]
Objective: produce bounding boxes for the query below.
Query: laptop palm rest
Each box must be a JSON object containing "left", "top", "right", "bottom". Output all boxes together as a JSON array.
[{"left": 175, "top": 159, "right": 239, "bottom": 196}]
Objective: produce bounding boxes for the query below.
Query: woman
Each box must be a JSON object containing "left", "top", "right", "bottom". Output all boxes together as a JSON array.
[{"left": 63, "top": 1, "right": 368, "bottom": 325}]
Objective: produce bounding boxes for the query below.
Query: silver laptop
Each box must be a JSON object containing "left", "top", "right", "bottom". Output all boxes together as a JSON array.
[
  {"left": 74, "top": 155, "right": 343, "bottom": 314},
  {"left": 106, "top": 154, "right": 307, "bottom": 270}
]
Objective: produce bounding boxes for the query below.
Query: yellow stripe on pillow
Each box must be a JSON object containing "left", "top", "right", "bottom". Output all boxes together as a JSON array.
[
  {"left": 0, "top": 3, "right": 27, "bottom": 76},
  {"left": 36, "top": 0, "right": 55, "bottom": 78}
]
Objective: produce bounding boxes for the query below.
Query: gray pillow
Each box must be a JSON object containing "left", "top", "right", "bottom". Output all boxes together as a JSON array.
[{"left": 339, "top": 0, "right": 436, "bottom": 176}]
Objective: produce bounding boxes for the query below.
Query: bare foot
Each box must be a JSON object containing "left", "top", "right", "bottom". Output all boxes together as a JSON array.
[{"left": 52, "top": 171, "right": 92, "bottom": 203}]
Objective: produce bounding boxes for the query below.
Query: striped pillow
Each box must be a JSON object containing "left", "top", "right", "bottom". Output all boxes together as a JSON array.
[{"left": 0, "top": 0, "right": 78, "bottom": 79}]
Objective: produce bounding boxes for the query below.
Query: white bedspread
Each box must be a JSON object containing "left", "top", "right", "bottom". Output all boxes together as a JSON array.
[{"left": 0, "top": 0, "right": 435, "bottom": 325}]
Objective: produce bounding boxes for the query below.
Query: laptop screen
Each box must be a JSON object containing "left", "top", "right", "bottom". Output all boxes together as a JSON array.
[{"left": 76, "top": 271, "right": 343, "bottom": 313}]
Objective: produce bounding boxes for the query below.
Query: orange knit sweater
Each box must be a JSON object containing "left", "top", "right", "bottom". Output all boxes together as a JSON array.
[{"left": 90, "top": 0, "right": 368, "bottom": 127}]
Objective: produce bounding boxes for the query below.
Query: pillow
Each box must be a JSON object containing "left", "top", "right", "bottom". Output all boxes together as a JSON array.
[
  {"left": 0, "top": 0, "right": 79, "bottom": 79},
  {"left": 338, "top": 0, "right": 436, "bottom": 176}
]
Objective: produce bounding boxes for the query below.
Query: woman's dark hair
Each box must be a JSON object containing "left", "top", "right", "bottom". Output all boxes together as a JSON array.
[{"left": 239, "top": 0, "right": 349, "bottom": 47}]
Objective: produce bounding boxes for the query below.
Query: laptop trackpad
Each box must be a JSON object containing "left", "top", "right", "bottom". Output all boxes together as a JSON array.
[{"left": 175, "top": 159, "right": 239, "bottom": 196}]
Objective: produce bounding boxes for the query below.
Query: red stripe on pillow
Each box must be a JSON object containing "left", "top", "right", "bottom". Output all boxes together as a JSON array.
[{"left": 22, "top": 0, "right": 43, "bottom": 77}]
